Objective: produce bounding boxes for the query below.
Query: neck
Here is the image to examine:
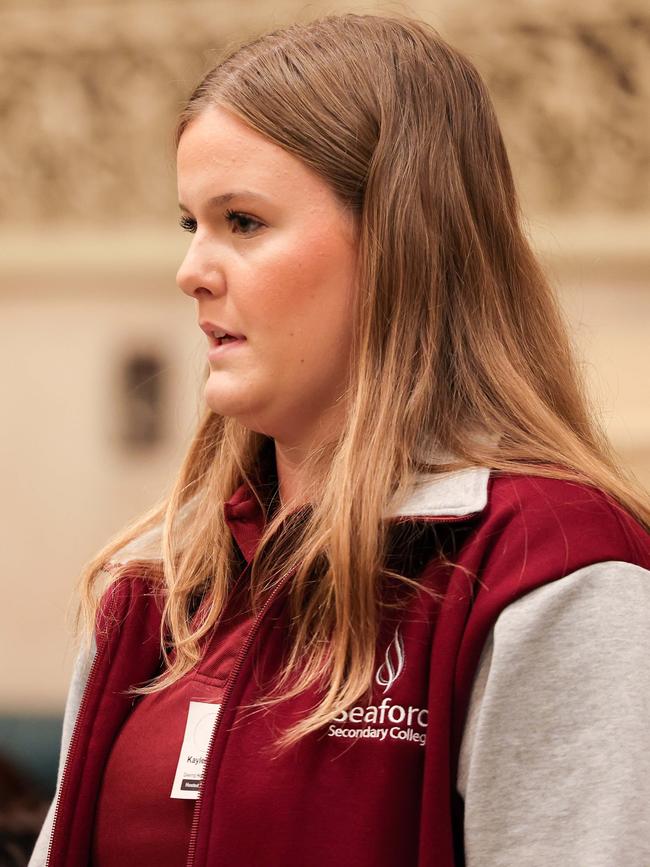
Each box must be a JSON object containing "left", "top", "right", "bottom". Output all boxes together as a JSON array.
[{"left": 273, "top": 441, "right": 314, "bottom": 512}]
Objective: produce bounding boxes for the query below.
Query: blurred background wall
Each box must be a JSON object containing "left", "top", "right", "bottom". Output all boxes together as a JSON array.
[{"left": 0, "top": 0, "right": 648, "bottom": 801}]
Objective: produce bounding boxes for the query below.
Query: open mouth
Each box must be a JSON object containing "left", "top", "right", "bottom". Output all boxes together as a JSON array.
[{"left": 199, "top": 321, "right": 246, "bottom": 349}]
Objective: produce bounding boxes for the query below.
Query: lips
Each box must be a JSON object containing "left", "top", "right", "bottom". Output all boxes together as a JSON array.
[{"left": 199, "top": 320, "right": 246, "bottom": 342}]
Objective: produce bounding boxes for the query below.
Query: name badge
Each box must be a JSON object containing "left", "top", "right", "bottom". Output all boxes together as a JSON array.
[{"left": 170, "top": 701, "right": 221, "bottom": 800}]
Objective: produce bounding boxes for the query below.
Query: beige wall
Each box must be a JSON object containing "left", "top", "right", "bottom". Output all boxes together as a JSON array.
[
  {"left": 0, "top": 237, "right": 203, "bottom": 710},
  {"left": 1, "top": 0, "right": 648, "bottom": 713}
]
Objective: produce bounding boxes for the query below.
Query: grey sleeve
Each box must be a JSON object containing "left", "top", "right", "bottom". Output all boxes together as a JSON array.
[
  {"left": 457, "top": 560, "right": 650, "bottom": 867},
  {"left": 28, "top": 636, "right": 97, "bottom": 867}
]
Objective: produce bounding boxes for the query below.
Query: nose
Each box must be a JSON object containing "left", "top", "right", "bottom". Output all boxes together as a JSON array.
[{"left": 176, "top": 239, "right": 225, "bottom": 300}]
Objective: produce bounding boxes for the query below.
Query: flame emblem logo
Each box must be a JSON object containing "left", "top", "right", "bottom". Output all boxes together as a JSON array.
[{"left": 375, "top": 625, "right": 405, "bottom": 693}]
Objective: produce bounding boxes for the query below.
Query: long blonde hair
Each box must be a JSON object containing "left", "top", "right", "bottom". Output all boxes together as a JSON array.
[{"left": 77, "top": 12, "right": 650, "bottom": 748}]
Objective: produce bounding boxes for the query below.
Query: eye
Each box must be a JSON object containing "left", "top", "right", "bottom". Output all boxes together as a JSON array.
[
  {"left": 224, "top": 209, "right": 263, "bottom": 235},
  {"left": 179, "top": 215, "right": 196, "bottom": 234}
]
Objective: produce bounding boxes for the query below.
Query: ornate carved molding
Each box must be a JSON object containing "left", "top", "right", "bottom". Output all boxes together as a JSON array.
[{"left": 1, "top": 1, "right": 647, "bottom": 225}]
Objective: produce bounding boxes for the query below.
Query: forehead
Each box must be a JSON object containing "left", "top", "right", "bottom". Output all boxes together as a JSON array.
[{"left": 176, "top": 105, "right": 320, "bottom": 198}]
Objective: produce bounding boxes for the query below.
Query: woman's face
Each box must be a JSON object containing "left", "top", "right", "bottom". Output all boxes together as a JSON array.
[{"left": 176, "top": 105, "right": 359, "bottom": 450}]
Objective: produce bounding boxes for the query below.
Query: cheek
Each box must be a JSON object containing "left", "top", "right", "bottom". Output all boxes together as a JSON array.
[{"left": 249, "top": 236, "right": 356, "bottom": 351}]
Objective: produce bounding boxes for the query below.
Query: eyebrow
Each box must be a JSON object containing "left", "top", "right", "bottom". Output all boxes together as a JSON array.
[{"left": 178, "top": 190, "right": 273, "bottom": 212}]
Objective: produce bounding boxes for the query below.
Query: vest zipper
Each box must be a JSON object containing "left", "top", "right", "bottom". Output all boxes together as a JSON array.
[
  {"left": 44, "top": 587, "right": 120, "bottom": 867},
  {"left": 185, "top": 569, "right": 294, "bottom": 867}
]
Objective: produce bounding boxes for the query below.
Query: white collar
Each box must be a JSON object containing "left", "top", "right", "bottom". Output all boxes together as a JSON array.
[
  {"left": 386, "top": 464, "right": 490, "bottom": 519},
  {"left": 386, "top": 432, "right": 497, "bottom": 519}
]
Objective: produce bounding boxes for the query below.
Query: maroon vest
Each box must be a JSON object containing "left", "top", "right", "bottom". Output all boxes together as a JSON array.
[{"left": 45, "top": 474, "right": 650, "bottom": 867}]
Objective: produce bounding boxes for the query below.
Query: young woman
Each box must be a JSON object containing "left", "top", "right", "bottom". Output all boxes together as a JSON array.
[{"left": 31, "top": 13, "right": 650, "bottom": 867}]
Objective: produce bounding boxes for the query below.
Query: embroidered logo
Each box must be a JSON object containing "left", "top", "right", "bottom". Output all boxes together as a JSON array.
[
  {"left": 328, "top": 622, "right": 427, "bottom": 747},
  {"left": 375, "top": 625, "right": 405, "bottom": 694}
]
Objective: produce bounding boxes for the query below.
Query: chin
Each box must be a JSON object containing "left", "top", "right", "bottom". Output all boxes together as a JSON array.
[
  {"left": 203, "top": 380, "right": 268, "bottom": 432},
  {"left": 204, "top": 380, "right": 242, "bottom": 417}
]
